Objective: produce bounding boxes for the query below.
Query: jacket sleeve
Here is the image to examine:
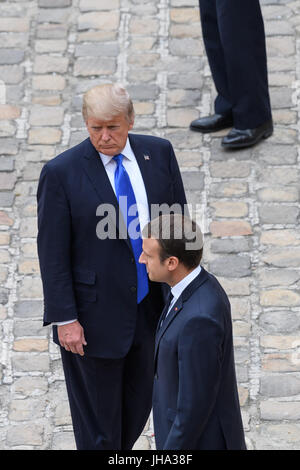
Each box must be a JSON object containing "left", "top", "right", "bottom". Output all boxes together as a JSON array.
[
  {"left": 163, "top": 315, "right": 224, "bottom": 450},
  {"left": 37, "top": 163, "right": 78, "bottom": 325}
]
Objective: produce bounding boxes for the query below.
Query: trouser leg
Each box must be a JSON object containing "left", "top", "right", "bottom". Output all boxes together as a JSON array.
[
  {"left": 199, "top": 0, "right": 272, "bottom": 128},
  {"left": 199, "top": 0, "right": 233, "bottom": 117},
  {"left": 121, "top": 300, "right": 156, "bottom": 449},
  {"left": 60, "top": 348, "right": 124, "bottom": 450},
  {"left": 216, "top": 0, "right": 271, "bottom": 128}
]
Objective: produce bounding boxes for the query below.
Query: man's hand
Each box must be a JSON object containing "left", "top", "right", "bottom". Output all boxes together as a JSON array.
[{"left": 58, "top": 321, "right": 87, "bottom": 356}]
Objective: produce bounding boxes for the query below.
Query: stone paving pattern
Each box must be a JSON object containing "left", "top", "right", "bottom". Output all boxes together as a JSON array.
[{"left": 0, "top": 0, "right": 300, "bottom": 450}]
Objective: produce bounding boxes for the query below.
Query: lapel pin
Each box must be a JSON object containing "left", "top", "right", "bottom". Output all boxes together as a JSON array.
[
  {"left": 175, "top": 307, "right": 178, "bottom": 311},
  {"left": 144, "top": 155, "right": 150, "bottom": 160}
]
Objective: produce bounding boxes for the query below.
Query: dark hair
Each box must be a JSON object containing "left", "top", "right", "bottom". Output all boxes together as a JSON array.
[{"left": 143, "top": 214, "right": 203, "bottom": 269}]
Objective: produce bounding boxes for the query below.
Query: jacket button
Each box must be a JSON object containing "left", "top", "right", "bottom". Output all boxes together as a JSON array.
[
  {"left": 131, "top": 257, "right": 135, "bottom": 263},
  {"left": 130, "top": 286, "right": 137, "bottom": 293}
]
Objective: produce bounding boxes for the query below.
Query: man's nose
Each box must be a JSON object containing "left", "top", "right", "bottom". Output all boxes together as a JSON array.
[
  {"left": 101, "top": 128, "right": 110, "bottom": 141},
  {"left": 139, "top": 252, "right": 145, "bottom": 264}
]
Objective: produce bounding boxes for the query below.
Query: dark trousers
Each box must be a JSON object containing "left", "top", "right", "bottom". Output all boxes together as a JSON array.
[
  {"left": 199, "top": 0, "right": 272, "bottom": 129},
  {"left": 60, "top": 301, "right": 155, "bottom": 450}
]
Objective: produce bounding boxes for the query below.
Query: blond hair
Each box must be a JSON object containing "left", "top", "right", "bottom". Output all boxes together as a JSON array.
[{"left": 82, "top": 83, "right": 135, "bottom": 123}]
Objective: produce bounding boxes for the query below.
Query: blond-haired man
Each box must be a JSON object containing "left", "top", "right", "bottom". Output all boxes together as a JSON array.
[{"left": 37, "top": 84, "right": 187, "bottom": 450}]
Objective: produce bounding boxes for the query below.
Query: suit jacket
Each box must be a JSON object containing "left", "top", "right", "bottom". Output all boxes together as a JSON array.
[
  {"left": 37, "top": 133, "right": 187, "bottom": 358},
  {"left": 153, "top": 268, "right": 246, "bottom": 450}
]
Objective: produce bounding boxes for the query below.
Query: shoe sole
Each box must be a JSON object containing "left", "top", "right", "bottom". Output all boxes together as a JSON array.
[
  {"left": 221, "top": 129, "right": 273, "bottom": 149},
  {"left": 190, "top": 124, "right": 233, "bottom": 134}
]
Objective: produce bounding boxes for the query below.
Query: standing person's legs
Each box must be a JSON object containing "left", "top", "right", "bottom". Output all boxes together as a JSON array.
[
  {"left": 60, "top": 348, "right": 124, "bottom": 450},
  {"left": 190, "top": 0, "right": 233, "bottom": 133},
  {"left": 216, "top": 0, "right": 272, "bottom": 129},
  {"left": 121, "top": 300, "right": 156, "bottom": 450},
  {"left": 199, "top": 0, "right": 233, "bottom": 118}
]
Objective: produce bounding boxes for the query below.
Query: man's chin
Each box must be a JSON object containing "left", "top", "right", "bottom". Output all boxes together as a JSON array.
[
  {"left": 148, "top": 273, "right": 162, "bottom": 283},
  {"left": 99, "top": 147, "right": 117, "bottom": 156}
]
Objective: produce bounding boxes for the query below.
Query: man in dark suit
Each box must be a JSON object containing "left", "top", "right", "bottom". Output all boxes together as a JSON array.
[
  {"left": 37, "top": 83, "right": 187, "bottom": 450},
  {"left": 140, "top": 214, "right": 246, "bottom": 450},
  {"left": 190, "top": 0, "right": 273, "bottom": 149}
]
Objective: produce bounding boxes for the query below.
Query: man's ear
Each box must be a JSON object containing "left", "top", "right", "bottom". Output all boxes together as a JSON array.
[
  {"left": 167, "top": 256, "right": 179, "bottom": 272},
  {"left": 128, "top": 118, "right": 134, "bottom": 131}
]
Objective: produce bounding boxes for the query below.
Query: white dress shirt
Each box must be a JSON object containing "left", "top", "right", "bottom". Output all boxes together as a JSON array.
[
  {"left": 55, "top": 138, "right": 150, "bottom": 326},
  {"left": 165, "top": 265, "right": 202, "bottom": 318},
  {"left": 99, "top": 137, "right": 150, "bottom": 232}
]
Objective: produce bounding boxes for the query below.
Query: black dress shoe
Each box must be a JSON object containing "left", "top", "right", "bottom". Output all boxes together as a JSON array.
[
  {"left": 190, "top": 114, "right": 233, "bottom": 133},
  {"left": 221, "top": 119, "right": 273, "bottom": 149}
]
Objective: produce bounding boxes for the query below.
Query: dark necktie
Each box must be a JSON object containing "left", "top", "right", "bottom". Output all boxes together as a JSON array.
[
  {"left": 113, "top": 153, "right": 149, "bottom": 303},
  {"left": 159, "top": 292, "right": 174, "bottom": 328}
]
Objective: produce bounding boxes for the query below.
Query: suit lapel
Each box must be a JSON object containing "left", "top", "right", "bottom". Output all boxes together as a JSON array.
[
  {"left": 154, "top": 269, "right": 209, "bottom": 365},
  {"left": 80, "top": 138, "right": 132, "bottom": 252},
  {"left": 154, "top": 297, "right": 183, "bottom": 363}
]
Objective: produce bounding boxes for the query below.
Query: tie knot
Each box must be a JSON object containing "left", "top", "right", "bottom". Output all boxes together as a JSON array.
[
  {"left": 113, "top": 154, "right": 124, "bottom": 166},
  {"left": 166, "top": 292, "right": 173, "bottom": 306}
]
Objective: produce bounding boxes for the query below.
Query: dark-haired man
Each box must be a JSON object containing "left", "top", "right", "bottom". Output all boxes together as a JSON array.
[{"left": 139, "top": 214, "right": 246, "bottom": 450}]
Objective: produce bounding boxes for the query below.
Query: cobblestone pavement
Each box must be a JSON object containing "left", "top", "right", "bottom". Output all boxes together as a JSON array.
[{"left": 0, "top": 0, "right": 300, "bottom": 450}]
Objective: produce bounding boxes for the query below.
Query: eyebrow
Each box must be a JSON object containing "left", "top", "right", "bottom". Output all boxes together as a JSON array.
[{"left": 90, "top": 123, "right": 121, "bottom": 128}]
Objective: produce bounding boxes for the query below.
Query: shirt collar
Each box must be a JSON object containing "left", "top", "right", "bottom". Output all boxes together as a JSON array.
[
  {"left": 171, "top": 265, "right": 201, "bottom": 301},
  {"left": 99, "top": 138, "right": 134, "bottom": 167}
]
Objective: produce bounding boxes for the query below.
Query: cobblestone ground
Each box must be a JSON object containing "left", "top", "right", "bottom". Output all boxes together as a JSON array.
[{"left": 0, "top": 0, "right": 300, "bottom": 450}]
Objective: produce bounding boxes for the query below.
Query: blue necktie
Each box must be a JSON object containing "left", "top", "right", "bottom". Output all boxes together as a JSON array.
[
  {"left": 159, "top": 292, "right": 174, "bottom": 328},
  {"left": 113, "top": 154, "right": 149, "bottom": 303}
]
